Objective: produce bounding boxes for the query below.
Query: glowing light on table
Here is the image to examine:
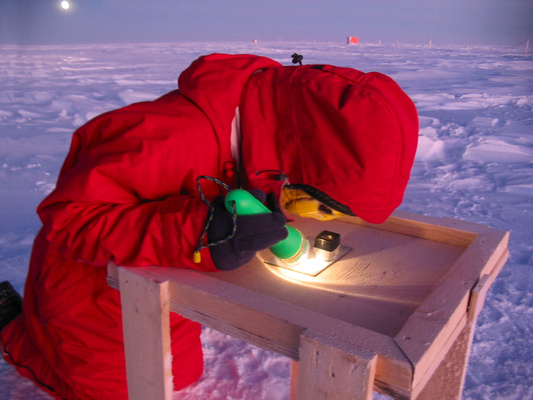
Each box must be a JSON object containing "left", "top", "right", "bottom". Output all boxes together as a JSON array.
[{"left": 263, "top": 258, "right": 417, "bottom": 306}]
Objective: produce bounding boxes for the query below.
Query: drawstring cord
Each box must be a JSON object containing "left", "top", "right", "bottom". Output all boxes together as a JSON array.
[{"left": 193, "top": 176, "right": 238, "bottom": 263}]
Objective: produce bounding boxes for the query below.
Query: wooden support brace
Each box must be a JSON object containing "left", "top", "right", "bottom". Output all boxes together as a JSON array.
[
  {"left": 118, "top": 267, "right": 173, "bottom": 400},
  {"left": 294, "top": 330, "right": 377, "bottom": 400},
  {"left": 414, "top": 320, "right": 475, "bottom": 400},
  {"left": 413, "top": 250, "right": 508, "bottom": 399}
]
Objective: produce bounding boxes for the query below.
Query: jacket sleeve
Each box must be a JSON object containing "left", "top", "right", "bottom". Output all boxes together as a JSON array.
[{"left": 37, "top": 92, "right": 220, "bottom": 271}]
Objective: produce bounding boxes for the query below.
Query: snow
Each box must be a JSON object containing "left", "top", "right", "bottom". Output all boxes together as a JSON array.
[{"left": 1, "top": 41, "right": 532, "bottom": 399}]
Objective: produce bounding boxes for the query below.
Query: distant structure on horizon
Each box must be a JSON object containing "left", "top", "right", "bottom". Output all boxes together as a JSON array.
[{"left": 347, "top": 36, "right": 359, "bottom": 45}]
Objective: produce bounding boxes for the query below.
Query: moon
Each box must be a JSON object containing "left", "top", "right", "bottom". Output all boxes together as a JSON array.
[{"left": 60, "top": 1, "right": 70, "bottom": 10}]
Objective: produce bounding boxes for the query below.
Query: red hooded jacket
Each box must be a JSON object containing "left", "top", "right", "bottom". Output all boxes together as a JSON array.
[{"left": 1, "top": 54, "right": 417, "bottom": 399}]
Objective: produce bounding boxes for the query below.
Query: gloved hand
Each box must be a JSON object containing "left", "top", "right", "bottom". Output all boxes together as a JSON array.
[{"left": 208, "top": 190, "right": 288, "bottom": 271}]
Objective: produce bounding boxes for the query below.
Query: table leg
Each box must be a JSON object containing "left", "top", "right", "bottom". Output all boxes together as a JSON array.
[
  {"left": 118, "top": 267, "right": 173, "bottom": 400},
  {"left": 295, "top": 330, "right": 377, "bottom": 400},
  {"left": 415, "top": 321, "right": 475, "bottom": 400}
]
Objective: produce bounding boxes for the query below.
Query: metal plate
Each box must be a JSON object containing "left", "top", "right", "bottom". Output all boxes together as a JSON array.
[{"left": 264, "top": 242, "right": 353, "bottom": 277}]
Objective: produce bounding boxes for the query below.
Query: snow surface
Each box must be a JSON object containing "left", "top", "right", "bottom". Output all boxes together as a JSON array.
[{"left": 0, "top": 41, "right": 532, "bottom": 400}]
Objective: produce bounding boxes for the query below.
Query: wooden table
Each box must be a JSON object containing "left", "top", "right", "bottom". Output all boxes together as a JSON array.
[{"left": 107, "top": 211, "right": 509, "bottom": 400}]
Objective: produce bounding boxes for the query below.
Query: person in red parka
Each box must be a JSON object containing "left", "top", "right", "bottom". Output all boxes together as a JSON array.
[{"left": 0, "top": 53, "right": 418, "bottom": 399}]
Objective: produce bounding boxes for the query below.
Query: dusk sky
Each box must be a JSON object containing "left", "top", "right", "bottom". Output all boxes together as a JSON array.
[{"left": 1, "top": 0, "right": 532, "bottom": 46}]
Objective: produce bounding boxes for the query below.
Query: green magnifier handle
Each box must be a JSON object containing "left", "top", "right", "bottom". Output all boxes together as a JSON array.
[{"left": 224, "top": 189, "right": 308, "bottom": 263}]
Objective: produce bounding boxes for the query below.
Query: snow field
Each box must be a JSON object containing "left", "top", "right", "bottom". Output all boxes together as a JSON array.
[{"left": 0, "top": 41, "right": 532, "bottom": 399}]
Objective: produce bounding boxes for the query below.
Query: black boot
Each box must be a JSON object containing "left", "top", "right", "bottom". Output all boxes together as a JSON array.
[{"left": 0, "top": 281, "right": 22, "bottom": 332}]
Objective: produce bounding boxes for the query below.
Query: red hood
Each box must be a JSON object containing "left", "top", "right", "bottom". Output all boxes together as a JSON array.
[
  {"left": 240, "top": 63, "right": 418, "bottom": 224},
  {"left": 178, "top": 53, "right": 281, "bottom": 179},
  {"left": 179, "top": 54, "right": 418, "bottom": 223}
]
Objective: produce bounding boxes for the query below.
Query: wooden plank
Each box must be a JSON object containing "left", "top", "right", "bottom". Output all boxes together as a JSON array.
[
  {"left": 297, "top": 330, "right": 377, "bottom": 400},
  {"left": 128, "top": 265, "right": 414, "bottom": 398},
  {"left": 414, "top": 321, "right": 475, "bottom": 400},
  {"left": 415, "top": 247, "right": 510, "bottom": 399},
  {"left": 409, "top": 313, "right": 468, "bottom": 399},
  {"left": 168, "top": 273, "right": 303, "bottom": 360},
  {"left": 395, "top": 230, "right": 509, "bottom": 391},
  {"left": 339, "top": 210, "right": 488, "bottom": 247},
  {"left": 161, "top": 265, "right": 404, "bottom": 360},
  {"left": 118, "top": 267, "right": 173, "bottom": 400}
]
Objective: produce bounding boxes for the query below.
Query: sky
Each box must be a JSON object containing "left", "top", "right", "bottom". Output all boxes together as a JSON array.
[{"left": 0, "top": 0, "right": 532, "bottom": 46}]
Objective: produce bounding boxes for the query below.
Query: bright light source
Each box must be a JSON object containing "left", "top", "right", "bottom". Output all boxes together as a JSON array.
[
  {"left": 264, "top": 231, "right": 352, "bottom": 277},
  {"left": 60, "top": 1, "right": 70, "bottom": 10}
]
